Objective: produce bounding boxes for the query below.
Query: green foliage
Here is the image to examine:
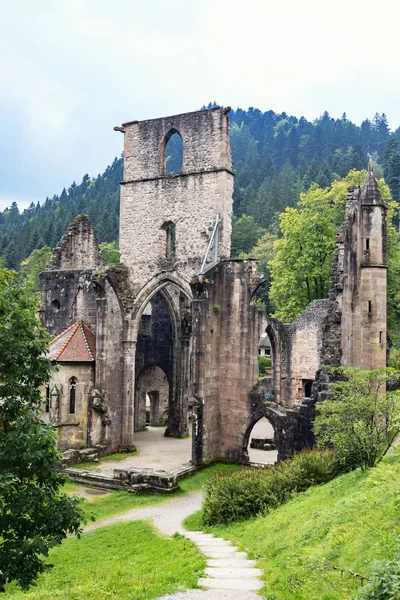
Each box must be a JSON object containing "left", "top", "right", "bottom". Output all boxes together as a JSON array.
[
  {"left": 202, "top": 449, "right": 337, "bottom": 525},
  {"left": 390, "top": 348, "right": 400, "bottom": 370},
  {"left": 354, "top": 555, "right": 400, "bottom": 599},
  {"left": 198, "top": 450, "right": 400, "bottom": 599},
  {"left": 99, "top": 241, "right": 120, "bottom": 265},
  {"left": 0, "top": 269, "right": 84, "bottom": 591},
  {"left": 231, "top": 214, "right": 265, "bottom": 256},
  {"left": 246, "top": 232, "right": 276, "bottom": 314},
  {"left": 258, "top": 355, "right": 272, "bottom": 374},
  {"left": 20, "top": 246, "right": 52, "bottom": 291},
  {"left": 269, "top": 169, "right": 399, "bottom": 329},
  {"left": 314, "top": 367, "right": 400, "bottom": 471},
  {"left": 4, "top": 520, "right": 206, "bottom": 600}
]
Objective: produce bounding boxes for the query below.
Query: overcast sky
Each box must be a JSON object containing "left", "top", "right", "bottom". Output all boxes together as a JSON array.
[{"left": 1, "top": 0, "right": 399, "bottom": 211}]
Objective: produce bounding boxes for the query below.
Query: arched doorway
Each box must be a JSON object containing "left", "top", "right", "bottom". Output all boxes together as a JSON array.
[
  {"left": 135, "top": 365, "right": 169, "bottom": 429},
  {"left": 247, "top": 417, "right": 277, "bottom": 464},
  {"left": 133, "top": 283, "right": 192, "bottom": 439}
]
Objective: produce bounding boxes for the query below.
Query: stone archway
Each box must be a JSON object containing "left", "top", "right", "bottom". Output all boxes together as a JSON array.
[{"left": 135, "top": 365, "right": 169, "bottom": 430}]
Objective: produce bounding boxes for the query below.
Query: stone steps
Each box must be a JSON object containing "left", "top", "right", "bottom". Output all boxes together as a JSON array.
[{"left": 184, "top": 530, "right": 263, "bottom": 591}]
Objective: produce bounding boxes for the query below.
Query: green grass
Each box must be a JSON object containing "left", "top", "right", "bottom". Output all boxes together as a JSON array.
[
  {"left": 5, "top": 521, "right": 206, "bottom": 599},
  {"left": 70, "top": 450, "right": 138, "bottom": 471},
  {"left": 68, "top": 462, "right": 242, "bottom": 523},
  {"left": 184, "top": 453, "right": 400, "bottom": 599}
]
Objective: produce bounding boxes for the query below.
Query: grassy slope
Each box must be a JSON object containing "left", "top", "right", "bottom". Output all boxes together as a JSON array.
[
  {"left": 5, "top": 521, "right": 205, "bottom": 600},
  {"left": 184, "top": 452, "right": 400, "bottom": 600}
]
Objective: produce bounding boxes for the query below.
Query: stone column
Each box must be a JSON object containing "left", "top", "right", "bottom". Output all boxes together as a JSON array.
[{"left": 121, "top": 339, "right": 136, "bottom": 450}]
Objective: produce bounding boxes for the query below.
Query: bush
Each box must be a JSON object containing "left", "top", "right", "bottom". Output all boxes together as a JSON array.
[
  {"left": 353, "top": 555, "right": 400, "bottom": 599},
  {"left": 314, "top": 367, "right": 400, "bottom": 471},
  {"left": 258, "top": 355, "right": 272, "bottom": 375},
  {"left": 202, "top": 449, "right": 337, "bottom": 525}
]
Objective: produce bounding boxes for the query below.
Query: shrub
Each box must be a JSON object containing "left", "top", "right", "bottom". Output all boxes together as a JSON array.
[
  {"left": 202, "top": 449, "right": 337, "bottom": 525},
  {"left": 314, "top": 367, "right": 400, "bottom": 471},
  {"left": 258, "top": 355, "right": 272, "bottom": 375},
  {"left": 353, "top": 555, "right": 400, "bottom": 599}
]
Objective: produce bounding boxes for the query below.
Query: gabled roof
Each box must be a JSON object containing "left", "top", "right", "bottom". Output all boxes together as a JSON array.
[{"left": 49, "top": 321, "right": 96, "bottom": 362}]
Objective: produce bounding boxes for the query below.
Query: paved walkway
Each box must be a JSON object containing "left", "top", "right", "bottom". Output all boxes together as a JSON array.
[
  {"left": 96, "top": 426, "right": 192, "bottom": 476},
  {"left": 84, "top": 491, "right": 263, "bottom": 599}
]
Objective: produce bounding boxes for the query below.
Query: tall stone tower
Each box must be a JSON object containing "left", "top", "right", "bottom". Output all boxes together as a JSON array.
[
  {"left": 115, "top": 107, "right": 234, "bottom": 294},
  {"left": 358, "top": 165, "right": 387, "bottom": 369},
  {"left": 335, "top": 165, "right": 387, "bottom": 369}
]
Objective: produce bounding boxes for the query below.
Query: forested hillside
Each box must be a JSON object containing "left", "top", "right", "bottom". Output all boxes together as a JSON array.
[{"left": 1, "top": 106, "right": 400, "bottom": 270}]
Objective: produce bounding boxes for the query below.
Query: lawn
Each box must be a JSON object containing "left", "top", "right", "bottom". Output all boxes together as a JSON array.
[
  {"left": 3, "top": 462, "right": 241, "bottom": 598},
  {"left": 70, "top": 450, "right": 138, "bottom": 471},
  {"left": 184, "top": 452, "right": 400, "bottom": 599},
  {"left": 4, "top": 521, "right": 205, "bottom": 599}
]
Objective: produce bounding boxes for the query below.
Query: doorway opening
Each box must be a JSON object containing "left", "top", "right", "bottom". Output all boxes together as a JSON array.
[{"left": 247, "top": 417, "right": 277, "bottom": 465}]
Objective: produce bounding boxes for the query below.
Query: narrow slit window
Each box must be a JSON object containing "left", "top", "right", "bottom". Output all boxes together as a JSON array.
[
  {"left": 379, "top": 331, "right": 383, "bottom": 344},
  {"left": 69, "top": 377, "right": 77, "bottom": 414},
  {"left": 165, "top": 223, "right": 176, "bottom": 258},
  {"left": 366, "top": 238, "right": 370, "bottom": 251},
  {"left": 368, "top": 301, "right": 372, "bottom": 314},
  {"left": 45, "top": 384, "right": 50, "bottom": 413}
]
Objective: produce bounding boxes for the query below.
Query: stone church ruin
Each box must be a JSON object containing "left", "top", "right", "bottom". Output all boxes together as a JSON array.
[{"left": 39, "top": 107, "right": 387, "bottom": 481}]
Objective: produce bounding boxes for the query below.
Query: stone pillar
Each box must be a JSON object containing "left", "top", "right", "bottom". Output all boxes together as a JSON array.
[{"left": 121, "top": 339, "right": 136, "bottom": 450}]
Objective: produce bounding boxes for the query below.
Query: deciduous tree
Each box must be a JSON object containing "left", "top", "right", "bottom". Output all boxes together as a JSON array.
[{"left": 0, "top": 270, "right": 84, "bottom": 591}]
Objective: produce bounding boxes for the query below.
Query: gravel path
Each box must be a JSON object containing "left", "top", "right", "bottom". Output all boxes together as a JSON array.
[{"left": 84, "top": 491, "right": 263, "bottom": 599}]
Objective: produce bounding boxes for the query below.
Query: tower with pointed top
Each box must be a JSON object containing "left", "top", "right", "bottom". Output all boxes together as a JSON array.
[
  {"left": 336, "top": 164, "right": 387, "bottom": 370},
  {"left": 358, "top": 164, "right": 387, "bottom": 369}
]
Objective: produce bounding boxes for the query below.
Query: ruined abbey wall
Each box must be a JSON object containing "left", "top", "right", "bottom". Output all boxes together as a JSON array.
[{"left": 118, "top": 108, "right": 233, "bottom": 291}]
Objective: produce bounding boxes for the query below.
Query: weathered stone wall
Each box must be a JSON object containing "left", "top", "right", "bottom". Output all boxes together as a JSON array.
[
  {"left": 191, "top": 259, "right": 265, "bottom": 463},
  {"left": 135, "top": 365, "right": 169, "bottom": 429},
  {"left": 92, "top": 273, "right": 124, "bottom": 451},
  {"left": 43, "top": 363, "right": 95, "bottom": 451},
  {"left": 267, "top": 299, "right": 339, "bottom": 407},
  {"left": 40, "top": 270, "right": 98, "bottom": 337},
  {"left": 117, "top": 107, "right": 233, "bottom": 292},
  {"left": 47, "top": 215, "right": 104, "bottom": 271}
]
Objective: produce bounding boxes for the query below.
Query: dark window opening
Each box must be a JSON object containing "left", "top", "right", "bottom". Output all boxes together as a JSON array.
[
  {"left": 52, "top": 299, "right": 60, "bottom": 311},
  {"left": 366, "top": 238, "right": 370, "bottom": 251},
  {"left": 304, "top": 380, "right": 313, "bottom": 398},
  {"left": 379, "top": 331, "right": 383, "bottom": 344},
  {"left": 164, "top": 130, "right": 183, "bottom": 174},
  {"left": 45, "top": 384, "right": 50, "bottom": 413},
  {"left": 164, "top": 222, "right": 176, "bottom": 258},
  {"left": 69, "top": 377, "right": 77, "bottom": 414},
  {"left": 368, "top": 300, "right": 372, "bottom": 314}
]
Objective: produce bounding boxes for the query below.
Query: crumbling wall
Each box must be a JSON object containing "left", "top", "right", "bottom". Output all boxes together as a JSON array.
[
  {"left": 47, "top": 215, "right": 104, "bottom": 270},
  {"left": 40, "top": 270, "right": 98, "bottom": 337}
]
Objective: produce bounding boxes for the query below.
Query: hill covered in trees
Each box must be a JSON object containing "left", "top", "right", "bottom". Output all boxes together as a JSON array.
[{"left": 1, "top": 106, "right": 400, "bottom": 270}]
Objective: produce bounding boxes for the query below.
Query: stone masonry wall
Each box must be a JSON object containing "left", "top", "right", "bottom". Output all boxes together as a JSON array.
[
  {"left": 43, "top": 363, "right": 95, "bottom": 451},
  {"left": 118, "top": 107, "right": 233, "bottom": 292},
  {"left": 47, "top": 215, "right": 104, "bottom": 270},
  {"left": 191, "top": 259, "right": 265, "bottom": 463}
]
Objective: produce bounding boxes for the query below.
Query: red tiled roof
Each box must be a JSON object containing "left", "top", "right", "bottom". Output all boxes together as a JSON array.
[{"left": 49, "top": 321, "right": 96, "bottom": 362}]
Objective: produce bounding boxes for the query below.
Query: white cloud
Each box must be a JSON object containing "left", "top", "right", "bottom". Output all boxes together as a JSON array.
[{"left": 1, "top": 0, "right": 400, "bottom": 209}]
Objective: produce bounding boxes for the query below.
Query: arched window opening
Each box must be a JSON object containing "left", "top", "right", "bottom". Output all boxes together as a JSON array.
[
  {"left": 164, "top": 130, "right": 183, "bottom": 174},
  {"left": 52, "top": 299, "right": 60, "bottom": 312},
  {"left": 45, "top": 384, "right": 50, "bottom": 413},
  {"left": 69, "top": 377, "right": 77, "bottom": 414},
  {"left": 162, "top": 222, "right": 176, "bottom": 258}
]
